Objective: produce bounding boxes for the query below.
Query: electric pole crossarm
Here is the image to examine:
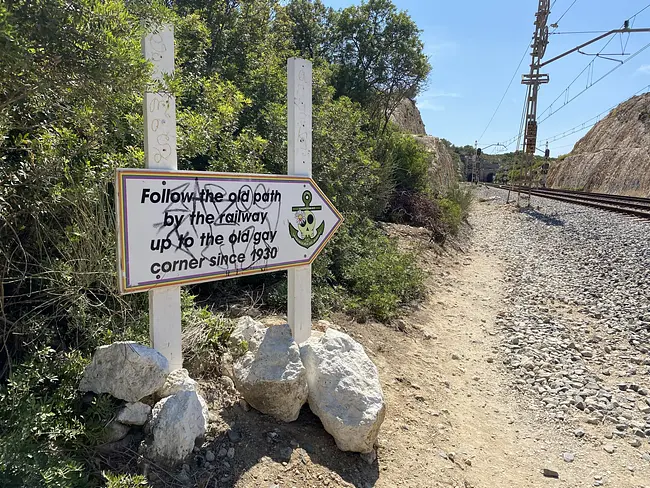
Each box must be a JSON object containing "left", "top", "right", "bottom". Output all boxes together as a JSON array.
[{"left": 540, "top": 28, "right": 650, "bottom": 67}]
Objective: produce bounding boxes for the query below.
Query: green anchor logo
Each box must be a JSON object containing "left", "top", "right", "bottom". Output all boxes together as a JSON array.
[{"left": 289, "top": 190, "right": 325, "bottom": 249}]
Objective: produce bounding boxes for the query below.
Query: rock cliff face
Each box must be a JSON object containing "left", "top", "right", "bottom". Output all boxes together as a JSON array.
[
  {"left": 547, "top": 93, "right": 650, "bottom": 197},
  {"left": 390, "top": 98, "right": 460, "bottom": 192},
  {"left": 413, "top": 135, "right": 461, "bottom": 193},
  {"left": 390, "top": 98, "right": 426, "bottom": 135}
]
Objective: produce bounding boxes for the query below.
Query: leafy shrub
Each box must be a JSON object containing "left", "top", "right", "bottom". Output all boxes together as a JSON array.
[
  {"left": 313, "top": 217, "right": 424, "bottom": 321},
  {"left": 379, "top": 130, "right": 431, "bottom": 194},
  {"left": 0, "top": 349, "right": 118, "bottom": 488},
  {"left": 103, "top": 472, "right": 150, "bottom": 487},
  {"left": 439, "top": 186, "right": 473, "bottom": 236},
  {"left": 180, "top": 292, "right": 235, "bottom": 378},
  {"left": 387, "top": 190, "right": 447, "bottom": 243},
  {"left": 438, "top": 198, "right": 462, "bottom": 235}
]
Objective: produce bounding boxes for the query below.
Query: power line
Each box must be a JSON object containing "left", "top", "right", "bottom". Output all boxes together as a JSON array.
[
  {"left": 550, "top": 30, "right": 612, "bottom": 35},
  {"left": 537, "top": 15, "right": 634, "bottom": 121},
  {"left": 552, "top": 0, "right": 579, "bottom": 27},
  {"left": 477, "top": 43, "right": 531, "bottom": 144},
  {"left": 629, "top": 3, "right": 650, "bottom": 20},
  {"left": 538, "top": 40, "right": 650, "bottom": 124},
  {"left": 538, "top": 84, "right": 650, "bottom": 143}
]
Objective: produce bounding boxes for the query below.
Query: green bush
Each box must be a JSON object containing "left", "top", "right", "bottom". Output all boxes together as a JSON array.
[
  {"left": 438, "top": 185, "right": 473, "bottom": 236},
  {"left": 378, "top": 129, "right": 431, "bottom": 194},
  {"left": 312, "top": 217, "right": 424, "bottom": 321},
  {"left": 0, "top": 349, "right": 116, "bottom": 488},
  {"left": 180, "top": 292, "right": 235, "bottom": 377}
]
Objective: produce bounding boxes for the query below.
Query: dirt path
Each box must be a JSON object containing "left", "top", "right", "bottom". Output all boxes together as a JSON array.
[{"left": 189, "top": 199, "right": 649, "bottom": 488}]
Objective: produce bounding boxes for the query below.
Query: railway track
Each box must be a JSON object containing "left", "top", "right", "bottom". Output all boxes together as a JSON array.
[{"left": 486, "top": 184, "right": 650, "bottom": 220}]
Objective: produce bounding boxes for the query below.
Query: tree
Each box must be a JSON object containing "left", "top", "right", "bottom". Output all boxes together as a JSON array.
[
  {"left": 285, "top": 0, "right": 333, "bottom": 60},
  {"left": 328, "top": 0, "right": 431, "bottom": 130}
]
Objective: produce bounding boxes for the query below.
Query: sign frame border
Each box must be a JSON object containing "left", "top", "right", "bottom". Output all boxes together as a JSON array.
[{"left": 115, "top": 168, "right": 343, "bottom": 295}]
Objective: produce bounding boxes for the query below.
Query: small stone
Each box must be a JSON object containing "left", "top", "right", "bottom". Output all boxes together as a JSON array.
[
  {"left": 465, "top": 458, "right": 472, "bottom": 466},
  {"left": 574, "top": 429, "right": 585, "bottom": 438},
  {"left": 629, "top": 438, "right": 642, "bottom": 448},
  {"left": 603, "top": 444, "right": 615, "bottom": 454},
  {"left": 451, "top": 353, "right": 460, "bottom": 360},
  {"left": 542, "top": 468, "right": 559, "bottom": 478},
  {"left": 563, "top": 452, "right": 575, "bottom": 463},
  {"left": 227, "top": 447, "right": 235, "bottom": 459},
  {"left": 218, "top": 448, "right": 227, "bottom": 457},
  {"left": 604, "top": 432, "right": 613, "bottom": 439},
  {"left": 205, "top": 450, "right": 215, "bottom": 462},
  {"left": 116, "top": 401, "right": 151, "bottom": 426},
  {"left": 102, "top": 420, "right": 131, "bottom": 444},
  {"left": 228, "top": 428, "right": 242, "bottom": 442}
]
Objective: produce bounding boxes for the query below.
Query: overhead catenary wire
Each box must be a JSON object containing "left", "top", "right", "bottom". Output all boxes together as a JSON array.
[
  {"left": 476, "top": 43, "right": 531, "bottom": 144},
  {"left": 538, "top": 84, "right": 650, "bottom": 143},
  {"left": 538, "top": 40, "right": 650, "bottom": 124},
  {"left": 485, "top": 3, "right": 650, "bottom": 152},
  {"left": 551, "top": 0, "right": 579, "bottom": 29}
]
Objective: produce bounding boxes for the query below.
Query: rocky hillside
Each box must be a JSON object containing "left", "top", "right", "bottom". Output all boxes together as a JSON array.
[
  {"left": 390, "top": 98, "right": 427, "bottom": 135},
  {"left": 414, "top": 135, "right": 462, "bottom": 192},
  {"left": 390, "top": 98, "right": 460, "bottom": 192},
  {"left": 547, "top": 92, "right": 650, "bottom": 196}
]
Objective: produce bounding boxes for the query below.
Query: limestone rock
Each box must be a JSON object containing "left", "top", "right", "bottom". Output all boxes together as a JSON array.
[
  {"left": 79, "top": 342, "right": 169, "bottom": 402},
  {"left": 157, "top": 368, "right": 197, "bottom": 398},
  {"left": 143, "top": 390, "right": 209, "bottom": 465},
  {"left": 230, "top": 316, "right": 266, "bottom": 351},
  {"left": 232, "top": 324, "right": 307, "bottom": 422},
  {"left": 103, "top": 420, "right": 131, "bottom": 444},
  {"left": 116, "top": 402, "right": 151, "bottom": 426},
  {"left": 300, "top": 328, "right": 386, "bottom": 453},
  {"left": 547, "top": 92, "right": 650, "bottom": 196}
]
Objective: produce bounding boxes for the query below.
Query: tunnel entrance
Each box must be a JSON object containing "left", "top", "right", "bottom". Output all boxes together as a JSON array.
[{"left": 485, "top": 173, "right": 495, "bottom": 183}]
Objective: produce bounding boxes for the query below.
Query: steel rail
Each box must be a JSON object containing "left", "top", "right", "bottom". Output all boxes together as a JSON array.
[{"left": 487, "top": 184, "right": 650, "bottom": 219}]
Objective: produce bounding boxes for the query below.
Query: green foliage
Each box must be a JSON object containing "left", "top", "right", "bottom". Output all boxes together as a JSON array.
[
  {"left": 379, "top": 129, "right": 431, "bottom": 194},
  {"left": 312, "top": 217, "right": 424, "bottom": 321},
  {"left": 438, "top": 198, "right": 462, "bottom": 235},
  {"left": 0, "top": 349, "right": 119, "bottom": 488},
  {"left": 286, "top": 0, "right": 333, "bottom": 59},
  {"left": 328, "top": 0, "right": 431, "bottom": 128},
  {"left": 1, "top": 0, "right": 438, "bottom": 481},
  {"left": 180, "top": 292, "right": 235, "bottom": 377},
  {"left": 438, "top": 186, "right": 473, "bottom": 236},
  {"left": 103, "top": 473, "right": 150, "bottom": 488},
  {"left": 312, "top": 84, "right": 388, "bottom": 217}
]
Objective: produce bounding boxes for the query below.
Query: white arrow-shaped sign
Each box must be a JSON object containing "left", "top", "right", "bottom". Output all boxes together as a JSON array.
[{"left": 115, "top": 168, "right": 343, "bottom": 294}]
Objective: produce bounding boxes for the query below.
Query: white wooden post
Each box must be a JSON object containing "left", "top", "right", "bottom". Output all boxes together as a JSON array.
[
  {"left": 142, "top": 25, "right": 183, "bottom": 370},
  {"left": 287, "top": 58, "right": 313, "bottom": 344}
]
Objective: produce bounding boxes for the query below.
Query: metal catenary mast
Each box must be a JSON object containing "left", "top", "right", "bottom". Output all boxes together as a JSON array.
[{"left": 520, "top": 0, "right": 550, "bottom": 203}]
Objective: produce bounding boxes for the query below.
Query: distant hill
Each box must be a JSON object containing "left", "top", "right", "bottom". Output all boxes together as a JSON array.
[{"left": 548, "top": 92, "right": 650, "bottom": 197}]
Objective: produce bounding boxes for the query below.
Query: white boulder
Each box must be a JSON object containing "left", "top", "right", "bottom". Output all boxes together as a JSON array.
[
  {"left": 230, "top": 316, "right": 265, "bottom": 351},
  {"left": 232, "top": 324, "right": 308, "bottom": 422},
  {"left": 116, "top": 402, "right": 151, "bottom": 426},
  {"left": 300, "top": 328, "right": 386, "bottom": 453},
  {"left": 143, "top": 390, "right": 209, "bottom": 465},
  {"left": 79, "top": 342, "right": 169, "bottom": 402},
  {"left": 157, "top": 368, "right": 197, "bottom": 398}
]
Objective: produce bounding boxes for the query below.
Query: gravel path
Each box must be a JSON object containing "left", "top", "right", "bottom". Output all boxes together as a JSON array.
[{"left": 480, "top": 186, "right": 650, "bottom": 478}]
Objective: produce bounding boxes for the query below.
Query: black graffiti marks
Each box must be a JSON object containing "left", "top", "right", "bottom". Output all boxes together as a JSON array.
[{"left": 145, "top": 178, "right": 283, "bottom": 278}]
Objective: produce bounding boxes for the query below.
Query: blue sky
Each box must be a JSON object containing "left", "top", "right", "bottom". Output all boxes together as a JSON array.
[{"left": 324, "top": 0, "right": 650, "bottom": 156}]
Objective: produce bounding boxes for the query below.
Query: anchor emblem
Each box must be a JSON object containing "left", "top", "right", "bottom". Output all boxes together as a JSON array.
[{"left": 289, "top": 190, "right": 325, "bottom": 249}]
